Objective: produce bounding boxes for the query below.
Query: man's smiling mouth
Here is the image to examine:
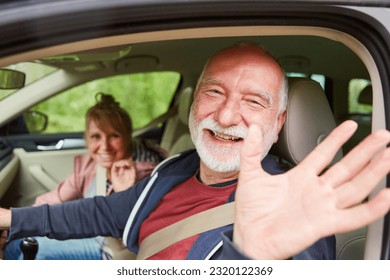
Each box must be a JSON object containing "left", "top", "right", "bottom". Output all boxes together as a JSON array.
[{"left": 209, "top": 129, "right": 243, "bottom": 142}]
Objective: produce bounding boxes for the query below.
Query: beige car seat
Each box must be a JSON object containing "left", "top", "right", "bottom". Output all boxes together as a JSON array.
[
  {"left": 160, "top": 86, "right": 195, "bottom": 155},
  {"left": 271, "top": 77, "right": 343, "bottom": 165}
]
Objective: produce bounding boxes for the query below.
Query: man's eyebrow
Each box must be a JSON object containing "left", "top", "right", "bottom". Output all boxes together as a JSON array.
[{"left": 200, "top": 77, "right": 222, "bottom": 86}]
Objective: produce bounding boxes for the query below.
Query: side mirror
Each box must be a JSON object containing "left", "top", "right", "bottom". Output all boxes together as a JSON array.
[
  {"left": 0, "top": 69, "right": 26, "bottom": 89},
  {"left": 23, "top": 110, "right": 48, "bottom": 133}
]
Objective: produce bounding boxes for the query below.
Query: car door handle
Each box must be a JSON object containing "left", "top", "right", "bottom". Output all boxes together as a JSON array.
[
  {"left": 37, "top": 140, "right": 64, "bottom": 151},
  {"left": 36, "top": 139, "right": 85, "bottom": 151}
]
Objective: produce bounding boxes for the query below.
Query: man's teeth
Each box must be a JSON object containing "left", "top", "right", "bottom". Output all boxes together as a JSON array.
[{"left": 212, "top": 131, "right": 242, "bottom": 141}]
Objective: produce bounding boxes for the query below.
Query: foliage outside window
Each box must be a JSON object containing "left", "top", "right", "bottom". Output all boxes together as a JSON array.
[
  {"left": 31, "top": 72, "right": 180, "bottom": 133},
  {"left": 348, "top": 79, "right": 372, "bottom": 114}
]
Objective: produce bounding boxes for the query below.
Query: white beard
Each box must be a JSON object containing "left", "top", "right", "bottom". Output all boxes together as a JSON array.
[{"left": 188, "top": 105, "right": 279, "bottom": 173}]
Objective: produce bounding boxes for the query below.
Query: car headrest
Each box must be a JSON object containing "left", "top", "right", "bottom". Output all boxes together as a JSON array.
[
  {"left": 178, "top": 87, "right": 193, "bottom": 125},
  {"left": 358, "top": 84, "right": 372, "bottom": 105},
  {"left": 271, "top": 77, "right": 343, "bottom": 165}
]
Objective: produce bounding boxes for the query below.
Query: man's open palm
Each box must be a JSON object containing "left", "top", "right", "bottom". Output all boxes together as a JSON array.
[{"left": 234, "top": 120, "right": 390, "bottom": 260}]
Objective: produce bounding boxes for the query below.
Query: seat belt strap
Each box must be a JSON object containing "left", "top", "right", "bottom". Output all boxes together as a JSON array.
[
  {"left": 96, "top": 165, "right": 137, "bottom": 259},
  {"left": 96, "top": 165, "right": 107, "bottom": 196},
  {"left": 136, "top": 202, "right": 235, "bottom": 260}
]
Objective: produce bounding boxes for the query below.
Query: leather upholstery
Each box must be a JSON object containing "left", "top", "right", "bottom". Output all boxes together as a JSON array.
[{"left": 271, "top": 77, "right": 343, "bottom": 165}]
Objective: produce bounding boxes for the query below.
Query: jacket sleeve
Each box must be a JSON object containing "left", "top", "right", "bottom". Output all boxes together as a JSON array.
[
  {"left": 8, "top": 175, "right": 150, "bottom": 242},
  {"left": 33, "top": 155, "right": 90, "bottom": 206},
  {"left": 216, "top": 231, "right": 251, "bottom": 260},
  {"left": 217, "top": 230, "right": 335, "bottom": 260}
]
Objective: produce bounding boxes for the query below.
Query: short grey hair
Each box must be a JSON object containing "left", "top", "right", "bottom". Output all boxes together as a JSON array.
[{"left": 278, "top": 71, "right": 288, "bottom": 114}]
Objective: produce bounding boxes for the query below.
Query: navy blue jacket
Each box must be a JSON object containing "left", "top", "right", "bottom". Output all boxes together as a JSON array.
[{"left": 9, "top": 150, "right": 335, "bottom": 259}]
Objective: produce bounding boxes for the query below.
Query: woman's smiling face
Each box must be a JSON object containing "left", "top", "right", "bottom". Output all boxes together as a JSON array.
[{"left": 86, "top": 119, "right": 127, "bottom": 169}]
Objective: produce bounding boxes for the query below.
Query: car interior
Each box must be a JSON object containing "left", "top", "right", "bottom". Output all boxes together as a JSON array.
[{"left": 0, "top": 24, "right": 386, "bottom": 259}]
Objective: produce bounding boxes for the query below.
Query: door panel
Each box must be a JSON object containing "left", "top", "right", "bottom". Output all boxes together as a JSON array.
[
  {"left": 2, "top": 147, "right": 87, "bottom": 207},
  {"left": 0, "top": 155, "right": 19, "bottom": 199}
]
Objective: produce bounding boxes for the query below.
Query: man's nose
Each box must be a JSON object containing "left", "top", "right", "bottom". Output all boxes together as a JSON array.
[{"left": 215, "top": 99, "right": 242, "bottom": 127}]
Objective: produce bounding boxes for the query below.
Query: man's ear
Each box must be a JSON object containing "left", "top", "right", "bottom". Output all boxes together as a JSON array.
[{"left": 274, "top": 110, "right": 287, "bottom": 143}]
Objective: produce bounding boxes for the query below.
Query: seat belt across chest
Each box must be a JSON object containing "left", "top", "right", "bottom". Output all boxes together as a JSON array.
[{"left": 136, "top": 201, "right": 235, "bottom": 260}]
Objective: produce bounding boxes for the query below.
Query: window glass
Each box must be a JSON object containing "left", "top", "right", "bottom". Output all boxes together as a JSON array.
[
  {"left": 310, "top": 74, "right": 325, "bottom": 89},
  {"left": 31, "top": 72, "right": 180, "bottom": 133},
  {"left": 348, "top": 79, "right": 372, "bottom": 114},
  {"left": 287, "top": 72, "right": 325, "bottom": 89}
]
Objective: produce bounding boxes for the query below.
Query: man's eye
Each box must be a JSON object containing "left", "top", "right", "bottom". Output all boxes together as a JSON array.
[
  {"left": 246, "top": 99, "right": 266, "bottom": 108},
  {"left": 206, "top": 89, "right": 222, "bottom": 96}
]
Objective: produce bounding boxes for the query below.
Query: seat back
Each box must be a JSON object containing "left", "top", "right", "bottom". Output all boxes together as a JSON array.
[
  {"left": 160, "top": 87, "right": 195, "bottom": 155},
  {"left": 271, "top": 77, "right": 342, "bottom": 165}
]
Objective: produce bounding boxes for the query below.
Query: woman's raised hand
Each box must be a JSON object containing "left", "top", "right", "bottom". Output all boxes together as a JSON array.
[{"left": 110, "top": 158, "right": 137, "bottom": 193}]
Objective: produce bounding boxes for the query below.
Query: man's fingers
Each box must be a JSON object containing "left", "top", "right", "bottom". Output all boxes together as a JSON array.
[
  {"left": 300, "top": 120, "right": 358, "bottom": 174},
  {"left": 331, "top": 188, "right": 390, "bottom": 235},
  {"left": 335, "top": 147, "right": 390, "bottom": 208},
  {"left": 240, "top": 124, "right": 266, "bottom": 175},
  {"left": 322, "top": 129, "right": 390, "bottom": 188}
]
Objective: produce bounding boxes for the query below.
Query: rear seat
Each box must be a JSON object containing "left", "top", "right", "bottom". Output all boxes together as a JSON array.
[
  {"left": 160, "top": 87, "right": 195, "bottom": 155},
  {"left": 342, "top": 84, "right": 372, "bottom": 154}
]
